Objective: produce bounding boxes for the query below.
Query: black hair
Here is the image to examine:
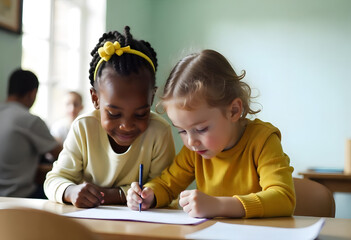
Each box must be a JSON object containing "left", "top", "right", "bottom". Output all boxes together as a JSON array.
[
  {"left": 7, "top": 68, "right": 39, "bottom": 97},
  {"left": 88, "top": 26, "right": 158, "bottom": 87}
]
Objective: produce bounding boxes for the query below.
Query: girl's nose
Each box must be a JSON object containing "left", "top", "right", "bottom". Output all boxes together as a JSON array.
[
  {"left": 119, "top": 119, "right": 135, "bottom": 131},
  {"left": 187, "top": 134, "right": 200, "bottom": 149}
]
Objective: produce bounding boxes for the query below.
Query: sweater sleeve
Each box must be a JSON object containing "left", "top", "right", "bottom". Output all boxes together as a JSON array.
[
  {"left": 145, "top": 146, "right": 195, "bottom": 208},
  {"left": 44, "top": 122, "right": 85, "bottom": 203},
  {"left": 235, "top": 133, "right": 296, "bottom": 218}
]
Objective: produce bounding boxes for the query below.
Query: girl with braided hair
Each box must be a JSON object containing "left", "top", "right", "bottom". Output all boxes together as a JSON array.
[{"left": 44, "top": 26, "right": 175, "bottom": 208}]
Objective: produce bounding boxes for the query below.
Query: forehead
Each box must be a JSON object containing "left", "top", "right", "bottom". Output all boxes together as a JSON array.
[
  {"left": 166, "top": 99, "right": 222, "bottom": 128},
  {"left": 98, "top": 66, "right": 153, "bottom": 104}
]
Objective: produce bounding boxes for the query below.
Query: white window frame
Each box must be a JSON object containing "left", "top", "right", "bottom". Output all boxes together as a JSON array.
[{"left": 22, "top": 0, "right": 105, "bottom": 125}]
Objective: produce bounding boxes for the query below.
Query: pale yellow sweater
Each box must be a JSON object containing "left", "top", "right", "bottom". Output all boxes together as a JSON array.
[
  {"left": 145, "top": 119, "right": 295, "bottom": 218},
  {"left": 44, "top": 110, "right": 175, "bottom": 203}
]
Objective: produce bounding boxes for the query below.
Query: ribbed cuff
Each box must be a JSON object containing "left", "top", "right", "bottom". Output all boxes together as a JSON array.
[
  {"left": 56, "top": 182, "right": 75, "bottom": 204},
  {"left": 235, "top": 193, "right": 263, "bottom": 218}
]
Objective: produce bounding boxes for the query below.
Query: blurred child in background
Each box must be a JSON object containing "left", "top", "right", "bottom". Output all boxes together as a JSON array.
[{"left": 51, "top": 91, "right": 83, "bottom": 145}]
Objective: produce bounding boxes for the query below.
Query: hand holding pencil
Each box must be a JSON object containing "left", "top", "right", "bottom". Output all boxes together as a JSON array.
[{"left": 126, "top": 168, "right": 156, "bottom": 211}]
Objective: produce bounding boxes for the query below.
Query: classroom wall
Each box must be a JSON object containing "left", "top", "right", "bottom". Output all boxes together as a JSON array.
[
  {"left": 0, "top": 31, "right": 22, "bottom": 101},
  {"left": 0, "top": 0, "right": 348, "bottom": 218},
  {"left": 106, "top": 0, "right": 351, "bottom": 218}
]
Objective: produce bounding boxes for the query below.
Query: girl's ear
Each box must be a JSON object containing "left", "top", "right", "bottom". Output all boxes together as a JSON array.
[
  {"left": 228, "top": 98, "right": 243, "bottom": 122},
  {"left": 90, "top": 88, "right": 100, "bottom": 109}
]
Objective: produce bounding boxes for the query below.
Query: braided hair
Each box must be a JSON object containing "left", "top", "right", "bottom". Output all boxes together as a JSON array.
[{"left": 88, "top": 26, "right": 158, "bottom": 87}]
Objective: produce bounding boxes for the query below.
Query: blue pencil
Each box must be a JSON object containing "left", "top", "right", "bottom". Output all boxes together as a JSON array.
[{"left": 139, "top": 164, "right": 143, "bottom": 212}]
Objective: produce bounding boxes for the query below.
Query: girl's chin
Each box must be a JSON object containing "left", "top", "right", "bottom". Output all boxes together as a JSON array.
[
  {"left": 194, "top": 150, "right": 215, "bottom": 159},
  {"left": 115, "top": 139, "right": 134, "bottom": 147},
  {"left": 115, "top": 135, "right": 138, "bottom": 146}
]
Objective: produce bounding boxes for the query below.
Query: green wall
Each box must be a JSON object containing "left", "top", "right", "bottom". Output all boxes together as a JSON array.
[
  {"left": 106, "top": 0, "right": 351, "bottom": 157},
  {"left": 106, "top": 0, "right": 351, "bottom": 218},
  {"left": 1, "top": 0, "right": 349, "bottom": 218},
  {"left": 0, "top": 31, "right": 22, "bottom": 101}
]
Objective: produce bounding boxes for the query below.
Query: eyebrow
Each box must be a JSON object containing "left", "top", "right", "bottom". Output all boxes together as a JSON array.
[
  {"left": 106, "top": 104, "right": 150, "bottom": 110},
  {"left": 172, "top": 120, "right": 207, "bottom": 129}
]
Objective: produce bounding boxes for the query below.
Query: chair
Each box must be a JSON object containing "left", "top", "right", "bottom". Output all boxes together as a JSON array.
[
  {"left": 293, "top": 177, "right": 336, "bottom": 217},
  {"left": 0, "top": 208, "right": 99, "bottom": 240}
]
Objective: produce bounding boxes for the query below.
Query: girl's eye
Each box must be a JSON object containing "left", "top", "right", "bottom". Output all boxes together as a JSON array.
[
  {"left": 108, "top": 112, "right": 121, "bottom": 118},
  {"left": 135, "top": 112, "right": 148, "bottom": 119},
  {"left": 196, "top": 127, "right": 208, "bottom": 133},
  {"left": 178, "top": 130, "right": 187, "bottom": 134}
]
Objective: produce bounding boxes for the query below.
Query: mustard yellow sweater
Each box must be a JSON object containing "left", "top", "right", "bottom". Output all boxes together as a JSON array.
[{"left": 145, "top": 119, "right": 295, "bottom": 218}]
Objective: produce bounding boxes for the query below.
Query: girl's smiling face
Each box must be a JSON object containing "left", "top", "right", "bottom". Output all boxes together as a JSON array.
[
  {"left": 91, "top": 66, "right": 155, "bottom": 153},
  {"left": 165, "top": 98, "right": 243, "bottom": 159}
]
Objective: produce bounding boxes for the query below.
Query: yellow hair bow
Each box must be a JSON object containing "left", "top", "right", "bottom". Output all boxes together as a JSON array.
[{"left": 94, "top": 41, "right": 155, "bottom": 81}]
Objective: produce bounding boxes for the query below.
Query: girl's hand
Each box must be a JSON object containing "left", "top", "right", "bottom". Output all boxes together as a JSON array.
[
  {"left": 63, "top": 182, "right": 104, "bottom": 208},
  {"left": 127, "top": 182, "right": 155, "bottom": 211},
  {"left": 179, "top": 189, "right": 219, "bottom": 218}
]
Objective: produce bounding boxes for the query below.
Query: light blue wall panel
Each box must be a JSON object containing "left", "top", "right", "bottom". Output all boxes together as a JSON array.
[{"left": 106, "top": 0, "right": 351, "bottom": 218}]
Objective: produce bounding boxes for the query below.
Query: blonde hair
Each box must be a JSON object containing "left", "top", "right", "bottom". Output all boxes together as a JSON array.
[{"left": 158, "top": 49, "right": 260, "bottom": 118}]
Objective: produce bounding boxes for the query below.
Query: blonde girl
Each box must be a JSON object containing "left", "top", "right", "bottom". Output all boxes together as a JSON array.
[{"left": 127, "top": 49, "right": 295, "bottom": 218}]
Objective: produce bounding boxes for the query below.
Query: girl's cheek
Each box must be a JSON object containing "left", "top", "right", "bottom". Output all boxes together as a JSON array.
[
  {"left": 202, "top": 136, "right": 215, "bottom": 148},
  {"left": 139, "top": 121, "right": 150, "bottom": 133},
  {"left": 101, "top": 117, "right": 115, "bottom": 132},
  {"left": 180, "top": 135, "right": 189, "bottom": 147}
]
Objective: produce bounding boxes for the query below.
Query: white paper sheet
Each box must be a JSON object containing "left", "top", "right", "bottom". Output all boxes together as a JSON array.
[
  {"left": 186, "top": 218, "right": 325, "bottom": 240},
  {"left": 63, "top": 206, "right": 207, "bottom": 225}
]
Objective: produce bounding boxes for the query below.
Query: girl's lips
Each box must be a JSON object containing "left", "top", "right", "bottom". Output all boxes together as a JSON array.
[
  {"left": 196, "top": 150, "right": 207, "bottom": 155},
  {"left": 118, "top": 134, "right": 136, "bottom": 140},
  {"left": 115, "top": 131, "right": 138, "bottom": 142}
]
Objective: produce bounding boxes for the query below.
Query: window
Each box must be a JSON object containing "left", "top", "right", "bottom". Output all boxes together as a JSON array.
[{"left": 22, "top": 0, "right": 105, "bottom": 124}]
